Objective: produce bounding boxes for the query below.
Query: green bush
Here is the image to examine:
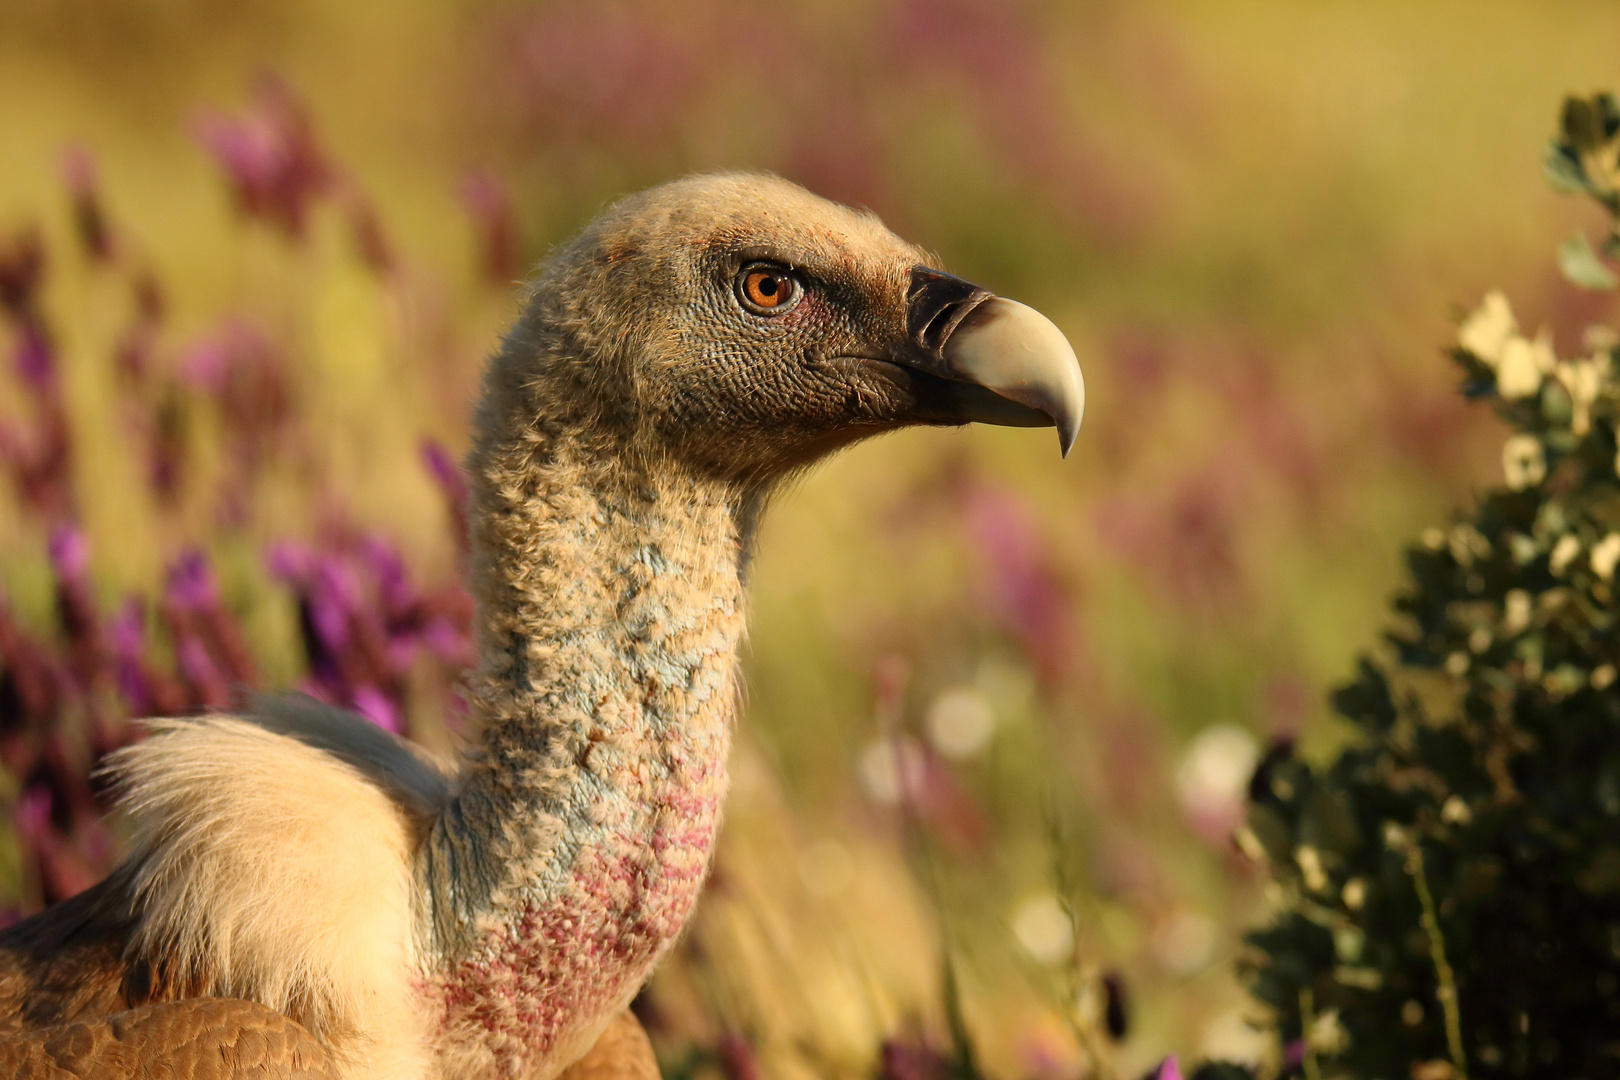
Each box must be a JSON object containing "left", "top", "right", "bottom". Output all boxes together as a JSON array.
[{"left": 1232, "top": 94, "right": 1620, "bottom": 1080}]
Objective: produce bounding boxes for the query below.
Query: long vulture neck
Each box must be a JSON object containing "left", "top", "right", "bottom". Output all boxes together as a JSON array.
[{"left": 416, "top": 349, "right": 751, "bottom": 1071}]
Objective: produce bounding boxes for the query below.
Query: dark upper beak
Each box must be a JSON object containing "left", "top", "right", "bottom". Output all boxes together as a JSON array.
[{"left": 901, "top": 267, "right": 1086, "bottom": 457}]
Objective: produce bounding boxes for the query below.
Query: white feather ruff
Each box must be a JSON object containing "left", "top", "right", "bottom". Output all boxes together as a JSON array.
[{"left": 104, "top": 714, "right": 439, "bottom": 1080}]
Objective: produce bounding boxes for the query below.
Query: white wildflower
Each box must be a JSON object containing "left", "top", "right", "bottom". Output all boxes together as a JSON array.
[
  {"left": 1201, "top": 1009, "right": 1270, "bottom": 1066},
  {"left": 1531, "top": 329, "right": 1558, "bottom": 372},
  {"left": 1503, "top": 589, "right": 1532, "bottom": 634},
  {"left": 1175, "top": 723, "right": 1259, "bottom": 825},
  {"left": 924, "top": 686, "right": 996, "bottom": 759},
  {"left": 1594, "top": 533, "right": 1620, "bottom": 581},
  {"left": 1307, "top": 1008, "right": 1350, "bottom": 1055},
  {"left": 1441, "top": 795, "right": 1472, "bottom": 825},
  {"left": 1551, "top": 533, "right": 1584, "bottom": 576},
  {"left": 1296, "top": 845, "right": 1329, "bottom": 892},
  {"left": 1458, "top": 291, "right": 1516, "bottom": 363},
  {"left": 1557, "top": 358, "right": 1606, "bottom": 435},
  {"left": 1150, "top": 906, "right": 1216, "bottom": 974},
  {"left": 1495, "top": 329, "right": 1555, "bottom": 398},
  {"left": 1233, "top": 825, "right": 1267, "bottom": 863},
  {"left": 1502, "top": 434, "right": 1546, "bottom": 490},
  {"left": 857, "top": 735, "right": 926, "bottom": 805},
  {"left": 1011, "top": 893, "right": 1073, "bottom": 966},
  {"left": 1449, "top": 523, "right": 1490, "bottom": 564}
]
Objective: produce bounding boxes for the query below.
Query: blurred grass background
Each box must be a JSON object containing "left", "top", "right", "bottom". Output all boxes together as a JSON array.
[{"left": 2, "top": 1, "right": 1619, "bottom": 1077}]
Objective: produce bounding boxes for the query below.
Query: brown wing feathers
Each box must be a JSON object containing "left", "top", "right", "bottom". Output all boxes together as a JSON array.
[
  {"left": 0, "top": 883, "right": 339, "bottom": 1078},
  {"left": 0, "top": 998, "right": 335, "bottom": 1080},
  {"left": 0, "top": 878, "right": 135, "bottom": 1032}
]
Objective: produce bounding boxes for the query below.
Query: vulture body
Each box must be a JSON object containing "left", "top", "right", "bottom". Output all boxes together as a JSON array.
[{"left": 0, "top": 174, "right": 1084, "bottom": 1079}]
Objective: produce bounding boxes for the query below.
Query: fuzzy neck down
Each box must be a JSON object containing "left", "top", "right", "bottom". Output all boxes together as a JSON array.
[{"left": 416, "top": 357, "right": 751, "bottom": 1075}]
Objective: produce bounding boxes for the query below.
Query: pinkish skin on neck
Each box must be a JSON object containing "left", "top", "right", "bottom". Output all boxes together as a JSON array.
[{"left": 411, "top": 415, "right": 754, "bottom": 1076}]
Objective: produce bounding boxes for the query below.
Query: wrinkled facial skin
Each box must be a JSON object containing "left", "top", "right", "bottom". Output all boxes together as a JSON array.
[
  {"left": 653, "top": 232, "right": 927, "bottom": 478},
  {"left": 534, "top": 174, "right": 951, "bottom": 484}
]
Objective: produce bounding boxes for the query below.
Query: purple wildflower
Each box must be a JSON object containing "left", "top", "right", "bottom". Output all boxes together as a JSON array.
[
  {"left": 351, "top": 684, "right": 403, "bottom": 735},
  {"left": 106, "top": 597, "right": 184, "bottom": 719},
  {"left": 114, "top": 273, "right": 165, "bottom": 386},
  {"left": 312, "top": 557, "right": 363, "bottom": 652},
  {"left": 46, "top": 525, "right": 89, "bottom": 584},
  {"left": 145, "top": 390, "right": 188, "bottom": 504},
  {"left": 956, "top": 477, "right": 1076, "bottom": 684},
  {"left": 48, "top": 525, "right": 101, "bottom": 682},
  {"left": 161, "top": 550, "right": 255, "bottom": 705},
  {"left": 0, "top": 227, "right": 58, "bottom": 398},
  {"left": 1096, "top": 470, "right": 1246, "bottom": 612},
  {"left": 421, "top": 439, "right": 470, "bottom": 559},
  {"left": 272, "top": 524, "right": 469, "bottom": 731},
  {"left": 421, "top": 613, "right": 474, "bottom": 667},
  {"left": 180, "top": 317, "right": 293, "bottom": 511},
  {"left": 459, "top": 171, "right": 521, "bottom": 285},
  {"left": 359, "top": 536, "right": 412, "bottom": 614},
  {"left": 346, "top": 193, "right": 395, "bottom": 276},
  {"left": 0, "top": 601, "right": 58, "bottom": 768},
  {"left": 16, "top": 770, "right": 100, "bottom": 904},
  {"left": 192, "top": 74, "right": 332, "bottom": 239},
  {"left": 715, "top": 1033, "right": 761, "bottom": 1080},
  {"left": 13, "top": 786, "right": 51, "bottom": 841},
  {"left": 166, "top": 550, "right": 221, "bottom": 612},
  {"left": 503, "top": 4, "right": 703, "bottom": 150},
  {"left": 0, "top": 395, "right": 73, "bottom": 521},
  {"left": 265, "top": 539, "right": 315, "bottom": 583},
  {"left": 269, "top": 538, "right": 416, "bottom": 731},
  {"left": 59, "top": 145, "right": 112, "bottom": 262},
  {"left": 358, "top": 536, "right": 436, "bottom": 672},
  {"left": 877, "top": 1040, "right": 950, "bottom": 1080},
  {"left": 107, "top": 600, "right": 152, "bottom": 715},
  {"left": 14, "top": 323, "right": 54, "bottom": 388},
  {"left": 1154, "top": 1055, "right": 1184, "bottom": 1080},
  {"left": 13, "top": 774, "right": 73, "bottom": 903},
  {"left": 0, "top": 228, "right": 44, "bottom": 323},
  {"left": 1283, "top": 1040, "right": 1306, "bottom": 1068},
  {"left": 175, "top": 635, "right": 230, "bottom": 711}
]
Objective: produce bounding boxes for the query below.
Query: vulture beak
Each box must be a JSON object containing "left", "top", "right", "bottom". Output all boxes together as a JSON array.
[{"left": 903, "top": 267, "right": 1086, "bottom": 457}]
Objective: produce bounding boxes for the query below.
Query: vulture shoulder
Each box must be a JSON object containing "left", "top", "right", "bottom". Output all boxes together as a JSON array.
[{"left": 0, "top": 698, "right": 453, "bottom": 1077}]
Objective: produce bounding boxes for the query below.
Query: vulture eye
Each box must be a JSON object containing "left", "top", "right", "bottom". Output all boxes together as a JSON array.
[{"left": 737, "top": 263, "right": 801, "bottom": 315}]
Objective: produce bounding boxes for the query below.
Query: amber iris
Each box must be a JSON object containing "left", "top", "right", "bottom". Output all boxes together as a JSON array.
[{"left": 739, "top": 265, "right": 797, "bottom": 312}]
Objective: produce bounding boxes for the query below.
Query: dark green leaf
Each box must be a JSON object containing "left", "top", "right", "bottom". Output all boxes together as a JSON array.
[{"left": 1559, "top": 232, "right": 1620, "bottom": 290}]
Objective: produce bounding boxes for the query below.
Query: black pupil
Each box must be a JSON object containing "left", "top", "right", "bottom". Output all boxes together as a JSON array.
[{"left": 756, "top": 275, "right": 779, "bottom": 298}]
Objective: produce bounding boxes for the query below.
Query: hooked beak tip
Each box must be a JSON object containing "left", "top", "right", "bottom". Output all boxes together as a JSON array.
[{"left": 941, "top": 296, "right": 1086, "bottom": 457}]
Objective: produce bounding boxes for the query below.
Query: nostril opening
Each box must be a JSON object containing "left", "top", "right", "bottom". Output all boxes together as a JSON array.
[
  {"left": 907, "top": 266, "right": 991, "bottom": 357},
  {"left": 920, "top": 301, "right": 964, "bottom": 352}
]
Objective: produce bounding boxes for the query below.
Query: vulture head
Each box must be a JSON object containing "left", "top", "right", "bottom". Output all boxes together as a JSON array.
[{"left": 491, "top": 172, "right": 1085, "bottom": 485}]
